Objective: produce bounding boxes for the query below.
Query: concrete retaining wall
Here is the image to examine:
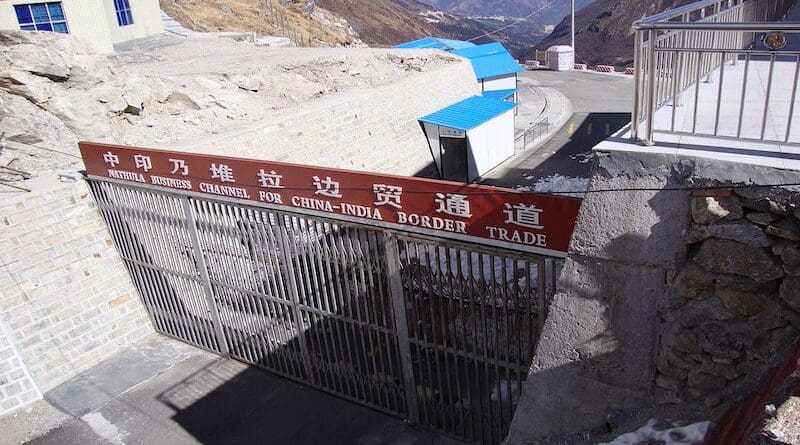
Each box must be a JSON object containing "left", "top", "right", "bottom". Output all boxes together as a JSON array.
[
  {"left": 0, "top": 178, "right": 154, "bottom": 413},
  {"left": 507, "top": 151, "right": 800, "bottom": 443},
  {"left": 182, "top": 61, "right": 480, "bottom": 177}
]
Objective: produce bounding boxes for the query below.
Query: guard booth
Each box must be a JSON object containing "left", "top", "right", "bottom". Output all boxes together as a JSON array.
[{"left": 419, "top": 96, "right": 516, "bottom": 183}]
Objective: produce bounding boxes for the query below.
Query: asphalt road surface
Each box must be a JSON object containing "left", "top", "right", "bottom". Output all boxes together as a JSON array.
[{"left": 482, "top": 70, "right": 634, "bottom": 190}]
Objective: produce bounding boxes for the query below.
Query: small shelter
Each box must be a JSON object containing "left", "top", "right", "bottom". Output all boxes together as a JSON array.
[
  {"left": 419, "top": 96, "right": 517, "bottom": 183},
  {"left": 452, "top": 42, "right": 523, "bottom": 100}
]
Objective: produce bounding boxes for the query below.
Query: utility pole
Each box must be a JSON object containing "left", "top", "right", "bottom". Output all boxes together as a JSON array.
[{"left": 571, "top": 0, "right": 575, "bottom": 50}]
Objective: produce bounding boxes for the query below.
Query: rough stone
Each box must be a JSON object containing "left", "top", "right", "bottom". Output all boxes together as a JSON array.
[
  {"left": 677, "top": 264, "right": 715, "bottom": 300},
  {"left": 232, "top": 76, "right": 261, "bottom": 92},
  {"left": 697, "top": 322, "right": 753, "bottom": 361},
  {"left": 795, "top": 207, "right": 800, "bottom": 220},
  {"left": 681, "top": 297, "right": 738, "bottom": 328},
  {"left": 781, "top": 244, "right": 800, "bottom": 267},
  {"left": 709, "top": 220, "right": 771, "bottom": 247},
  {"left": 46, "top": 91, "right": 113, "bottom": 138},
  {"left": 686, "top": 224, "right": 711, "bottom": 244},
  {"left": 655, "top": 388, "right": 682, "bottom": 405},
  {"left": 657, "top": 350, "right": 690, "bottom": 380},
  {"left": 715, "top": 275, "right": 777, "bottom": 316},
  {"left": 165, "top": 90, "right": 202, "bottom": 110},
  {"left": 747, "top": 212, "right": 779, "bottom": 226},
  {"left": 656, "top": 374, "right": 682, "bottom": 391},
  {"left": 694, "top": 239, "right": 785, "bottom": 283},
  {"left": 92, "top": 84, "right": 127, "bottom": 114},
  {"left": 767, "top": 218, "right": 800, "bottom": 242},
  {"left": 692, "top": 196, "right": 743, "bottom": 224},
  {"left": 687, "top": 370, "right": 727, "bottom": 392},
  {"left": 780, "top": 277, "right": 800, "bottom": 312},
  {"left": 736, "top": 187, "right": 793, "bottom": 215}
]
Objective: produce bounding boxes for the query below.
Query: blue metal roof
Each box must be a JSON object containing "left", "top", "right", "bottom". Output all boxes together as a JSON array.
[
  {"left": 452, "top": 42, "right": 523, "bottom": 80},
  {"left": 393, "top": 37, "right": 475, "bottom": 51},
  {"left": 419, "top": 96, "right": 517, "bottom": 131},
  {"left": 482, "top": 89, "right": 517, "bottom": 102}
]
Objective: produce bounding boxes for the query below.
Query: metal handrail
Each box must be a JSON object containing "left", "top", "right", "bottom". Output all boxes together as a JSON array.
[{"left": 631, "top": 0, "right": 797, "bottom": 146}]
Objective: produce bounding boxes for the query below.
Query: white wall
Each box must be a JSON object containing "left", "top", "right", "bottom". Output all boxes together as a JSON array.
[
  {"left": 101, "top": 0, "right": 163, "bottom": 44},
  {"left": 466, "top": 110, "right": 515, "bottom": 181},
  {"left": 482, "top": 74, "right": 517, "bottom": 92},
  {"left": 0, "top": 0, "right": 114, "bottom": 52}
]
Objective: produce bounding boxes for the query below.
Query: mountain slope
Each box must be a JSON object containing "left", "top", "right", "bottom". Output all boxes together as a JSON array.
[
  {"left": 424, "top": 0, "right": 595, "bottom": 24},
  {"left": 314, "top": 0, "right": 442, "bottom": 45},
  {"left": 534, "top": 0, "right": 694, "bottom": 65}
]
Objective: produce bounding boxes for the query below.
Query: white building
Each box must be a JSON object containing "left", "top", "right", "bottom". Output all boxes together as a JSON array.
[
  {"left": 0, "top": 0, "right": 164, "bottom": 52},
  {"left": 420, "top": 95, "right": 517, "bottom": 183}
]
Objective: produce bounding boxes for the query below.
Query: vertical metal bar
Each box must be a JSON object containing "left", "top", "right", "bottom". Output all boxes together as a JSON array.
[
  {"left": 275, "top": 214, "right": 316, "bottom": 383},
  {"left": 737, "top": 52, "right": 751, "bottom": 138},
  {"left": 761, "top": 53, "right": 776, "bottom": 140},
  {"left": 692, "top": 51, "right": 703, "bottom": 134},
  {"left": 785, "top": 54, "right": 800, "bottom": 143},
  {"left": 632, "top": 31, "right": 643, "bottom": 138},
  {"left": 714, "top": 51, "right": 726, "bottom": 135},
  {"left": 671, "top": 50, "right": 680, "bottom": 131},
  {"left": 181, "top": 197, "right": 229, "bottom": 355},
  {"left": 383, "top": 232, "right": 420, "bottom": 423},
  {"left": 646, "top": 28, "right": 658, "bottom": 145}
]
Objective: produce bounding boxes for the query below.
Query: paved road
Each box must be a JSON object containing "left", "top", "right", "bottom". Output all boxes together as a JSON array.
[{"left": 482, "top": 70, "right": 634, "bottom": 190}]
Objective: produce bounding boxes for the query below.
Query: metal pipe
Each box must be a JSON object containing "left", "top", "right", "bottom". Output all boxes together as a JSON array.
[{"left": 645, "top": 28, "right": 658, "bottom": 145}]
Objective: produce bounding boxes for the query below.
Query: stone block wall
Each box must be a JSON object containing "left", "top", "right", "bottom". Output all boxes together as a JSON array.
[
  {"left": 0, "top": 319, "right": 40, "bottom": 415},
  {"left": 657, "top": 187, "right": 800, "bottom": 408},
  {"left": 181, "top": 61, "right": 479, "bottom": 177},
  {"left": 0, "top": 178, "right": 153, "bottom": 409}
]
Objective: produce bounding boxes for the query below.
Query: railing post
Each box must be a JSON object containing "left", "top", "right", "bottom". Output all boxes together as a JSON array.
[
  {"left": 632, "top": 29, "right": 643, "bottom": 140},
  {"left": 180, "top": 197, "right": 230, "bottom": 355},
  {"left": 382, "top": 232, "right": 420, "bottom": 423},
  {"left": 645, "top": 28, "right": 658, "bottom": 146}
]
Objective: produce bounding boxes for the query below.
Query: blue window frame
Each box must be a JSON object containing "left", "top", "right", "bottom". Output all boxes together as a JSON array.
[
  {"left": 14, "top": 2, "right": 68, "bottom": 33},
  {"left": 113, "top": 0, "right": 133, "bottom": 26}
]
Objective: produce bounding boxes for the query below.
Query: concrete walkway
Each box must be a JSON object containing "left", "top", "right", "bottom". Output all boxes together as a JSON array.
[{"left": 0, "top": 335, "right": 457, "bottom": 445}]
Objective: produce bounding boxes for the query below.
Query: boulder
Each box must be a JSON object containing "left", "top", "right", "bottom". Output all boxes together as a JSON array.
[
  {"left": 697, "top": 322, "right": 752, "bottom": 361},
  {"left": 46, "top": 91, "right": 113, "bottom": 139},
  {"left": 695, "top": 239, "right": 784, "bottom": 282},
  {"left": 92, "top": 84, "right": 127, "bottom": 114},
  {"left": 767, "top": 218, "right": 800, "bottom": 242},
  {"left": 691, "top": 196, "right": 743, "bottom": 224},
  {"left": 746, "top": 212, "right": 778, "bottom": 226},
  {"left": 166, "top": 90, "right": 202, "bottom": 110},
  {"left": 780, "top": 277, "right": 800, "bottom": 312},
  {"left": 709, "top": 221, "right": 770, "bottom": 247}
]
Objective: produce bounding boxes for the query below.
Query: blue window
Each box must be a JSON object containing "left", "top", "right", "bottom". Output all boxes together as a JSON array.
[
  {"left": 113, "top": 0, "right": 133, "bottom": 26},
  {"left": 14, "top": 2, "right": 68, "bottom": 33}
]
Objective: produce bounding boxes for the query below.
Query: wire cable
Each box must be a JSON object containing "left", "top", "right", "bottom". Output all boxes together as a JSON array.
[{"left": 466, "top": 0, "right": 560, "bottom": 42}]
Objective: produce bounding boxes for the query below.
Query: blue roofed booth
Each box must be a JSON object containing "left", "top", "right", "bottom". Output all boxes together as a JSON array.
[{"left": 419, "top": 96, "right": 517, "bottom": 183}]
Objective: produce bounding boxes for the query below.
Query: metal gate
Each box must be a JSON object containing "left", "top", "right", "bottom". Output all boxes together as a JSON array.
[{"left": 88, "top": 179, "right": 560, "bottom": 444}]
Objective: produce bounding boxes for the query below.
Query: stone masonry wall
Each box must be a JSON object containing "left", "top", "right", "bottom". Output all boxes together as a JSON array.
[
  {"left": 0, "top": 318, "right": 40, "bottom": 415},
  {"left": 657, "top": 187, "right": 800, "bottom": 408},
  {"left": 0, "top": 178, "right": 154, "bottom": 403},
  {"left": 508, "top": 151, "right": 800, "bottom": 444},
  {"left": 180, "top": 61, "right": 479, "bottom": 176}
]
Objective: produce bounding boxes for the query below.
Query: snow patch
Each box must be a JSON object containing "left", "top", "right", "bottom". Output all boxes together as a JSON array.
[
  {"left": 82, "top": 412, "right": 127, "bottom": 445},
  {"left": 601, "top": 419, "right": 711, "bottom": 445}
]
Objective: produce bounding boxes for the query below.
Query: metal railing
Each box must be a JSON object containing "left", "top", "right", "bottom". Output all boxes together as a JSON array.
[
  {"left": 631, "top": 0, "right": 797, "bottom": 146},
  {"left": 515, "top": 118, "right": 550, "bottom": 151}
]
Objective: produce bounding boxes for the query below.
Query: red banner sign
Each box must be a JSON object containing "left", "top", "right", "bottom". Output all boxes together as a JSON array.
[{"left": 79, "top": 142, "right": 582, "bottom": 257}]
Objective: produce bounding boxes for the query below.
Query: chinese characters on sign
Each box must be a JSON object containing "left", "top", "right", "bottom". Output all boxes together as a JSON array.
[{"left": 82, "top": 142, "right": 582, "bottom": 256}]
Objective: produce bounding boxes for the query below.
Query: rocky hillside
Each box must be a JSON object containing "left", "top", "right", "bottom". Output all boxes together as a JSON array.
[
  {"left": 314, "top": 0, "right": 441, "bottom": 45},
  {"left": 160, "top": 0, "right": 362, "bottom": 46},
  {"left": 533, "top": 0, "right": 694, "bottom": 66},
  {"left": 0, "top": 30, "right": 460, "bottom": 181}
]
